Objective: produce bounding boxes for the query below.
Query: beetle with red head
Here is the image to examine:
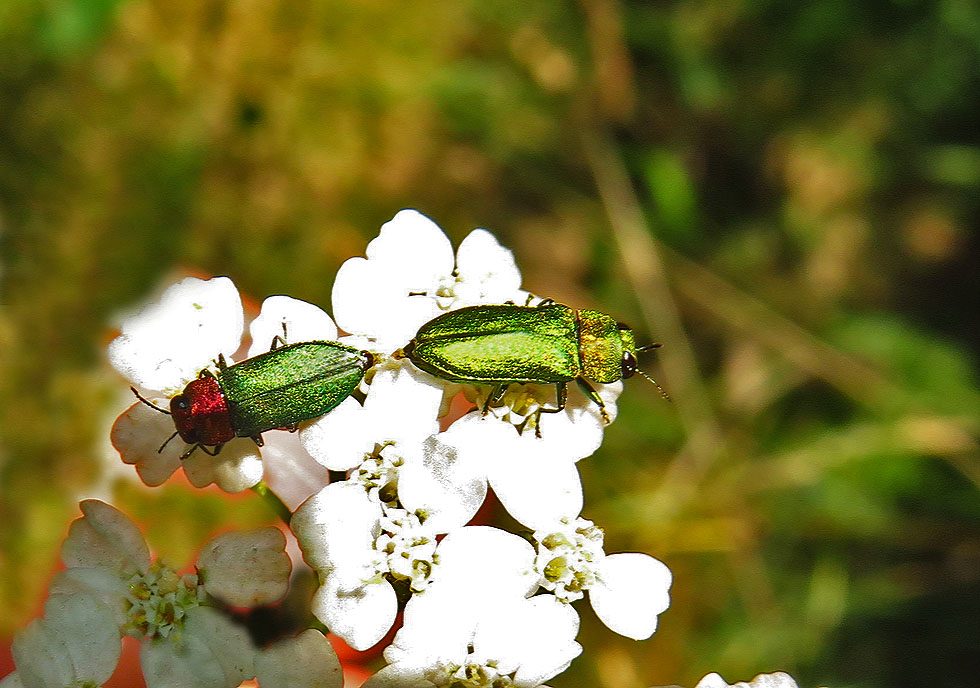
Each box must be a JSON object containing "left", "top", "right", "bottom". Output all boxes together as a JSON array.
[{"left": 134, "top": 339, "right": 375, "bottom": 459}]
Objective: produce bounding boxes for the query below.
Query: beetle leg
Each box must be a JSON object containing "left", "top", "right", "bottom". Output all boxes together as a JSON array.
[
  {"left": 197, "top": 443, "right": 223, "bottom": 457},
  {"left": 482, "top": 384, "right": 508, "bottom": 415},
  {"left": 157, "top": 430, "right": 180, "bottom": 453},
  {"left": 575, "top": 377, "right": 610, "bottom": 424},
  {"left": 251, "top": 435, "right": 265, "bottom": 447},
  {"left": 199, "top": 366, "right": 216, "bottom": 379},
  {"left": 270, "top": 322, "right": 288, "bottom": 351},
  {"left": 519, "top": 382, "right": 568, "bottom": 438}
]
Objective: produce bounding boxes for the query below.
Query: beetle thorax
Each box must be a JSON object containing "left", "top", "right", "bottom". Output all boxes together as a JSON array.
[
  {"left": 576, "top": 310, "right": 626, "bottom": 384},
  {"left": 169, "top": 376, "right": 235, "bottom": 446}
]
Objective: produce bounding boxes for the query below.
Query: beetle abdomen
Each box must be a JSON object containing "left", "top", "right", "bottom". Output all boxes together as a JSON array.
[
  {"left": 406, "top": 304, "right": 583, "bottom": 385},
  {"left": 410, "top": 331, "right": 579, "bottom": 384}
]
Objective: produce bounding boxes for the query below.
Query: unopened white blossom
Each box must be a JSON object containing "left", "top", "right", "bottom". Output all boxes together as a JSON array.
[
  {"left": 109, "top": 277, "right": 336, "bottom": 493},
  {"left": 531, "top": 515, "right": 671, "bottom": 640}
]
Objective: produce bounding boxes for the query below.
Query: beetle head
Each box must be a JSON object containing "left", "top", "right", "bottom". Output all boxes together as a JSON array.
[
  {"left": 169, "top": 376, "right": 235, "bottom": 446},
  {"left": 616, "top": 323, "right": 638, "bottom": 380}
]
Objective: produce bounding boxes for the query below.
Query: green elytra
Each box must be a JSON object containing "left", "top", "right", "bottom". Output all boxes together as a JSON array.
[
  {"left": 400, "top": 302, "right": 662, "bottom": 435},
  {"left": 217, "top": 340, "right": 373, "bottom": 438},
  {"left": 133, "top": 334, "right": 374, "bottom": 459}
]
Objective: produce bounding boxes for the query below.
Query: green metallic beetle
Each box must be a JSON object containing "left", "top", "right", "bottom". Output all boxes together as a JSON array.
[
  {"left": 133, "top": 336, "right": 375, "bottom": 459},
  {"left": 399, "top": 301, "right": 663, "bottom": 434}
]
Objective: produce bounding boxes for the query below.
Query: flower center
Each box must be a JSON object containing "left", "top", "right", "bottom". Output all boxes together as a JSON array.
[
  {"left": 534, "top": 517, "right": 605, "bottom": 602},
  {"left": 123, "top": 562, "right": 205, "bottom": 640},
  {"left": 376, "top": 506, "right": 438, "bottom": 592},
  {"left": 352, "top": 444, "right": 402, "bottom": 494},
  {"left": 352, "top": 447, "right": 438, "bottom": 592},
  {"left": 428, "top": 657, "right": 517, "bottom": 687},
  {"left": 468, "top": 385, "right": 554, "bottom": 431}
]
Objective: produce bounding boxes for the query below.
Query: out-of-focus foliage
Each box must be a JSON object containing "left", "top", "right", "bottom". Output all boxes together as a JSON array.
[{"left": 1, "top": 1, "right": 979, "bottom": 687}]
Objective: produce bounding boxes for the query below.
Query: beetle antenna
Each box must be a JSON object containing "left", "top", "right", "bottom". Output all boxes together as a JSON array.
[
  {"left": 157, "top": 430, "right": 180, "bottom": 453},
  {"left": 131, "top": 387, "right": 171, "bottom": 415},
  {"left": 637, "top": 369, "right": 671, "bottom": 400},
  {"left": 636, "top": 342, "right": 663, "bottom": 353}
]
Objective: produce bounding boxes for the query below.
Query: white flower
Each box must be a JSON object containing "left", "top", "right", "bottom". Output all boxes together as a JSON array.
[
  {"left": 6, "top": 594, "right": 120, "bottom": 688},
  {"left": 365, "top": 596, "right": 580, "bottom": 688},
  {"left": 109, "top": 277, "right": 338, "bottom": 493},
  {"left": 425, "top": 412, "right": 589, "bottom": 530},
  {"left": 365, "top": 527, "right": 580, "bottom": 688},
  {"left": 299, "top": 360, "right": 444, "bottom": 472},
  {"left": 253, "top": 629, "right": 343, "bottom": 688},
  {"left": 656, "top": 672, "right": 807, "bottom": 688},
  {"left": 531, "top": 516, "right": 672, "bottom": 640},
  {"left": 331, "top": 209, "right": 523, "bottom": 353},
  {"left": 44, "top": 500, "right": 291, "bottom": 686},
  {"left": 291, "top": 439, "right": 484, "bottom": 651},
  {"left": 329, "top": 208, "right": 622, "bottom": 463}
]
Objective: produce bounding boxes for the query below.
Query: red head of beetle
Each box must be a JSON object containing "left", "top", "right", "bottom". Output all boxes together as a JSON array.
[{"left": 169, "top": 376, "right": 235, "bottom": 447}]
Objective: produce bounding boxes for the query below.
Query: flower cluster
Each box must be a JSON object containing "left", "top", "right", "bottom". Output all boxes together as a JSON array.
[
  {"left": 5, "top": 210, "right": 679, "bottom": 687},
  {"left": 3, "top": 500, "right": 340, "bottom": 688}
]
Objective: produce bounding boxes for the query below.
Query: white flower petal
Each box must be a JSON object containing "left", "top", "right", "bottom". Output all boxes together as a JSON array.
[
  {"left": 734, "top": 673, "right": 803, "bottom": 688},
  {"left": 332, "top": 210, "right": 452, "bottom": 350},
  {"left": 361, "top": 665, "right": 434, "bottom": 688},
  {"left": 291, "top": 482, "right": 380, "bottom": 574},
  {"left": 253, "top": 629, "right": 343, "bottom": 688},
  {"left": 61, "top": 499, "right": 150, "bottom": 574},
  {"left": 473, "top": 596, "right": 581, "bottom": 687},
  {"left": 360, "top": 364, "right": 443, "bottom": 445},
  {"left": 301, "top": 364, "right": 443, "bottom": 471},
  {"left": 12, "top": 594, "right": 121, "bottom": 688},
  {"left": 258, "top": 429, "right": 331, "bottom": 511},
  {"left": 247, "top": 296, "right": 339, "bottom": 358},
  {"left": 0, "top": 673, "right": 25, "bottom": 688},
  {"left": 590, "top": 553, "right": 672, "bottom": 640},
  {"left": 692, "top": 673, "right": 803, "bottom": 688},
  {"left": 430, "top": 526, "right": 539, "bottom": 600},
  {"left": 312, "top": 577, "right": 397, "bottom": 651},
  {"left": 453, "top": 228, "right": 523, "bottom": 305},
  {"left": 384, "top": 589, "right": 471, "bottom": 670},
  {"left": 111, "top": 402, "right": 183, "bottom": 486},
  {"left": 366, "top": 210, "right": 456, "bottom": 289},
  {"left": 198, "top": 528, "right": 291, "bottom": 607},
  {"left": 299, "top": 397, "right": 373, "bottom": 471},
  {"left": 109, "top": 276, "right": 244, "bottom": 393},
  {"left": 48, "top": 567, "right": 130, "bottom": 627},
  {"left": 182, "top": 439, "right": 263, "bottom": 493},
  {"left": 693, "top": 676, "right": 733, "bottom": 688},
  {"left": 397, "top": 434, "right": 487, "bottom": 533},
  {"left": 141, "top": 606, "right": 254, "bottom": 688},
  {"left": 488, "top": 451, "right": 583, "bottom": 531}
]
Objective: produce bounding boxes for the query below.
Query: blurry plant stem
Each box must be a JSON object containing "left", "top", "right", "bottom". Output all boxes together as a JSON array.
[
  {"left": 251, "top": 481, "right": 291, "bottom": 524},
  {"left": 582, "top": 129, "right": 729, "bottom": 512},
  {"left": 583, "top": 130, "right": 980, "bottom": 493}
]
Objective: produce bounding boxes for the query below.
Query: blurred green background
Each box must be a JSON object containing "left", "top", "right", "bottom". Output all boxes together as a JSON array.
[{"left": 2, "top": 0, "right": 980, "bottom": 686}]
